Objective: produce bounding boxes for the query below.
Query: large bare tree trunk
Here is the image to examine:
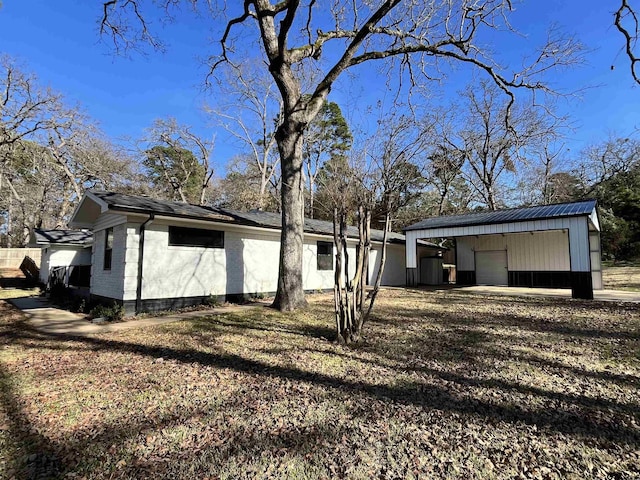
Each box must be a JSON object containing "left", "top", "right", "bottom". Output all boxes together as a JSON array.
[{"left": 272, "top": 118, "right": 308, "bottom": 311}]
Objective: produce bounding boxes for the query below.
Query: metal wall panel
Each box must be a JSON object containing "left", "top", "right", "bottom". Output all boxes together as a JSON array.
[
  {"left": 590, "top": 231, "right": 603, "bottom": 290},
  {"left": 455, "top": 231, "right": 569, "bottom": 272},
  {"left": 405, "top": 231, "right": 418, "bottom": 268},
  {"left": 457, "top": 237, "right": 475, "bottom": 270},
  {"left": 568, "top": 217, "right": 590, "bottom": 272},
  {"left": 407, "top": 216, "right": 591, "bottom": 274}
]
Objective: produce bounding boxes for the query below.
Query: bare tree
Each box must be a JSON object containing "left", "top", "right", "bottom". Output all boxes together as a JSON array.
[
  {"left": 364, "top": 115, "right": 427, "bottom": 325},
  {"left": 512, "top": 143, "right": 575, "bottom": 206},
  {"left": 0, "top": 56, "right": 76, "bottom": 239},
  {"left": 218, "top": 153, "right": 281, "bottom": 211},
  {"left": 320, "top": 153, "right": 374, "bottom": 343},
  {"left": 206, "top": 62, "right": 281, "bottom": 210},
  {"left": 142, "top": 118, "right": 215, "bottom": 205},
  {"left": 99, "top": 0, "right": 583, "bottom": 311},
  {"left": 47, "top": 120, "right": 139, "bottom": 222},
  {"left": 0, "top": 57, "right": 142, "bottom": 245},
  {"left": 577, "top": 136, "right": 640, "bottom": 195},
  {"left": 437, "top": 81, "right": 566, "bottom": 210},
  {"left": 615, "top": 1, "right": 640, "bottom": 84},
  {"left": 0, "top": 56, "right": 71, "bottom": 152},
  {"left": 325, "top": 115, "right": 428, "bottom": 343},
  {"left": 427, "top": 145, "right": 467, "bottom": 215}
]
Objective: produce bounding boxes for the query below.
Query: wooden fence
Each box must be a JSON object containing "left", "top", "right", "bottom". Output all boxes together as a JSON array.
[{"left": 0, "top": 248, "right": 41, "bottom": 269}]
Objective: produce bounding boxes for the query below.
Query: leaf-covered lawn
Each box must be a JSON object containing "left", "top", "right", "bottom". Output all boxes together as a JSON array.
[{"left": 0, "top": 289, "right": 638, "bottom": 479}]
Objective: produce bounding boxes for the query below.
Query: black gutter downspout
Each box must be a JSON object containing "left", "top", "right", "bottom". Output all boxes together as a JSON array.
[{"left": 135, "top": 214, "right": 154, "bottom": 314}]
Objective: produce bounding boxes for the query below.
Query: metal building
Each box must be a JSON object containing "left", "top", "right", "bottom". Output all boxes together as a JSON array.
[{"left": 403, "top": 200, "right": 601, "bottom": 299}]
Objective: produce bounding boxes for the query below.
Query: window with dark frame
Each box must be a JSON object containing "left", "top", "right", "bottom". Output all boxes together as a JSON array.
[
  {"left": 317, "top": 241, "right": 333, "bottom": 271},
  {"left": 168, "top": 226, "right": 224, "bottom": 248},
  {"left": 103, "top": 227, "right": 113, "bottom": 270}
]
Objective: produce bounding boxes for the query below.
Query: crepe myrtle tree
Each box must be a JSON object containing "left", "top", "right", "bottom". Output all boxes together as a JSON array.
[{"left": 100, "top": 0, "right": 583, "bottom": 311}]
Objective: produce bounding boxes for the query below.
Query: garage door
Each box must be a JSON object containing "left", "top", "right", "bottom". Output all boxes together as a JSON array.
[{"left": 476, "top": 250, "right": 508, "bottom": 285}]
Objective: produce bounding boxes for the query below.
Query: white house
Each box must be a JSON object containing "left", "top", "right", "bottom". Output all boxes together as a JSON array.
[
  {"left": 403, "top": 200, "right": 602, "bottom": 299},
  {"left": 32, "top": 229, "right": 93, "bottom": 288},
  {"left": 70, "top": 190, "right": 442, "bottom": 314}
]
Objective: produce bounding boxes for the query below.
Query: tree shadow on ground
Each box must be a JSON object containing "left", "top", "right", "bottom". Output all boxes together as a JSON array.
[
  {"left": 0, "top": 362, "right": 63, "bottom": 478},
  {"left": 4, "top": 322, "right": 639, "bottom": 450},
  {"left": 368, "top": 303, "right": 640, "bottom": 341},
  {"left": 187, "top": 311, "right": 335, "bottom": 341}
]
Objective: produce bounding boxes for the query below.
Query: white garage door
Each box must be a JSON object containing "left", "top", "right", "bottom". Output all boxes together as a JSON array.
[{"left": 476, "top": 250, "right": 508, "bottom": 286}]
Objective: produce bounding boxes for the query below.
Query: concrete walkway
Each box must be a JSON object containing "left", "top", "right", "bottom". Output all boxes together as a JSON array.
[
  {"left": 9, "top": 296, "right": 265, "bottom": 336},
  {"left": 431, "top": 285, "right": 640, "bottom": 303}
]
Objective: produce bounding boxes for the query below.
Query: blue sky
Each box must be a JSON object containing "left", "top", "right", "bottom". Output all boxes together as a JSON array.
[{"left": 0, "top": 1, "right": 638, "bottom": 174}]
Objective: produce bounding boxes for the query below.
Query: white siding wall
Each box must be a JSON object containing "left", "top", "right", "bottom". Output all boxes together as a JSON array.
[
  {"left": 135, "top": 222, "right": 364, "bottom": 300},
  {"left": 368, "top": 243, "right": 406, "bottom": 286},
  {"left": 94, "top": 212, "right": 127, "bottom": 231},
  {"left": 39, "top": 245, "right": 92, "bottom": 283},
  {"left": 90, "top": 224, "right": 127, "bottom": 300},
  {"left": 139, "top": 223, "right": 227, "bottom": 299},
  {"left": 456, "top": 230, "right": 570, "bottom": 272},
  {"left": 123, "top": 224, "right": 141, "bottom": 300}
]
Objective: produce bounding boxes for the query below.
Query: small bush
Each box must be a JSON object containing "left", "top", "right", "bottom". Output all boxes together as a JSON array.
[
  {"left": 90, "top": 302, "right": 125, "bottom": 322},
  {"left": 205, "top": 295, "right": 222, "bottom": 307},
  {"left": 71, "top": 298, "right": 87, "bottom": 314}
]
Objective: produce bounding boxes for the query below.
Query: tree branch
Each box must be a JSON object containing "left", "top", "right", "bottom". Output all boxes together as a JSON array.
[{"left": 615, "top": 0, "right": 640, "bottom": 84}]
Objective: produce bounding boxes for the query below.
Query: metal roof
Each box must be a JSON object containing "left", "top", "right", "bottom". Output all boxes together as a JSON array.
[
  {"left": 404, "top": 200, "right": 597, "bottom": 232},
  {"left": 33, "top": 229, "right": 93, "bottom": 245},
  {"left": 85, "top": 190, "right": 443, "bottom": 247}
]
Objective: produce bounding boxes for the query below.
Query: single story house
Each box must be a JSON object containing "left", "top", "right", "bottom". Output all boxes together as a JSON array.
[
  {"left": 31, "top": 229, "right": 93, "bottom": 288},
  {"left": 69, "top": 190, "right": 442, "bottom": 314},
  {"left": 403, "top": 200, "right": 602, "bottom": 299}
]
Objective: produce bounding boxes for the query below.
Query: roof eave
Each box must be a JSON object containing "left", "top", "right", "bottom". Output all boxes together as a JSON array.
[{"left": 404, "top": 211, "right": 595, "bottom": 232}]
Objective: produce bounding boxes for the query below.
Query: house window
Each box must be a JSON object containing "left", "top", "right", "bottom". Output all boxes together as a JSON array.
[
  {"left": 168, "top": 226, "right": 224, "bottom": 248},
  {"left": 317, "top": 241, "right": 333, "bottom": 271},
  {"left": 104, "top": 227, "right": 113, "bottom": 270}
]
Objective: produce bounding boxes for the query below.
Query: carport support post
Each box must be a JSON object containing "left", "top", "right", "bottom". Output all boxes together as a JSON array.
[
  {"left": 569, "top": 223, "right": 593, "bottom": 300},
  {"left": 405, "top": 235, "right": 418, "bottom": 287}
]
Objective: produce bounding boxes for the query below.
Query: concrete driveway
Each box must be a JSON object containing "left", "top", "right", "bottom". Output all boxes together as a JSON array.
[
  {"left": 9, "top": 296, "right": 264, "bottom": 336},
  {"left": 426, "top": 285, "right": 640, "bottom": 303}
]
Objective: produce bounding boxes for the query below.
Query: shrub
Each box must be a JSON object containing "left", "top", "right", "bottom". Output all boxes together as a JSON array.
[
  {"left": 90, "top": 302, "right": 125, "bottom": 322},
  {"left": 205, "top": 295, "right": 221, "bottom": 307},
  {"left": 71, "top": 298, "right": 87, "bottom": 314}
]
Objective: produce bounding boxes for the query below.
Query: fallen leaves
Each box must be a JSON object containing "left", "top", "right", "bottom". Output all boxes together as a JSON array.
[{"left": 0, "top": 290, "right": 638, "bottom": 479}]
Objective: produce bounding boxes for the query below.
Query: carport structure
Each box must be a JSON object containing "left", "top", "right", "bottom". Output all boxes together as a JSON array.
[{"left": 404, "top": 200, "right": 602, "bottom": 299}]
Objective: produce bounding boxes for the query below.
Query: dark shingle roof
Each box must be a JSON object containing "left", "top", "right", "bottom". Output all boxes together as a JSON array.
[
  {"left": 33, "top": 229, "right": 93, "bottom": 245},
  {"left": 216, "top": 208, "right": 409, "bottom": 244},
  {"left": 404, "top": 200, "right": 597, "bottom": 232},
  {"left": 87, "top": 190, "right": 440, "bottom": 246},
  {"left": 88, "top": 190, "right": 236, "bottom": 223}
]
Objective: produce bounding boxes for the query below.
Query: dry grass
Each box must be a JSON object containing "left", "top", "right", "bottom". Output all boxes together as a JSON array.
[
  {"left": 0, "top": 289, "right": 638, "bottom": 479},
  {"left": 0, "top": 288, "right": 40, "bottom": 300},
  {"left": 603, "top": 264, "right": 640, "bottom": 291}
]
